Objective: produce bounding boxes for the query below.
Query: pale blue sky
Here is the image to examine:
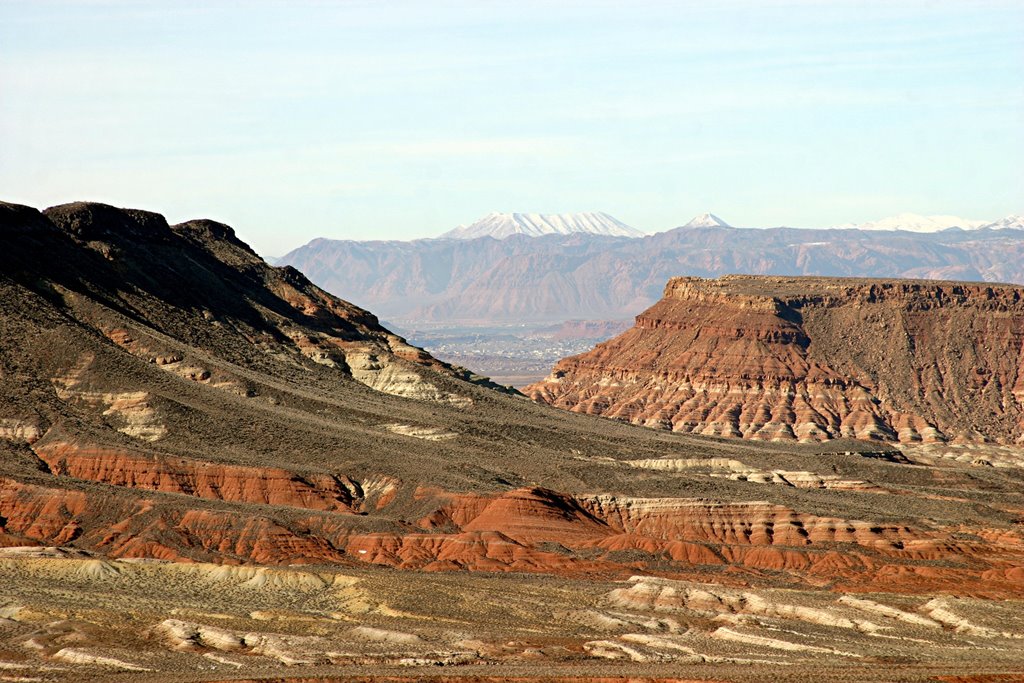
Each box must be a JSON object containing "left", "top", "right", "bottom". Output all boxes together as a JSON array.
[{"left": 1, "top": 0, "right": 1022, "bottom": 256}]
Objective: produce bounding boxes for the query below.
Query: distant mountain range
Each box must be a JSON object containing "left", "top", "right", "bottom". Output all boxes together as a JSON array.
[
  {"left": 835, "top": 213, "right": 1023, "bottom": 232},
  {"left": 440, "top": 211, "right": 644, "bottom": 239},
  {"left": 278, "top": 214, "right": 1024, "bottom": 324},
  {"left": 433, "top": 210, "right": 1023, "bottom": 240}
]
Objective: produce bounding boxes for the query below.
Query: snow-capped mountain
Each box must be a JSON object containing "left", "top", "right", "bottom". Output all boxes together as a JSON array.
[
  {"left": 441, "top": 212, "right": 644, "bottom": 239},
  {"left": 681, "top": 213, "right": 731, "bottom": 228},
  {"left": 979, "top": 215, "right": 1024, "bottom": 230},
  {"left": 840, "top": 213, "right": 988, "bottom": 232}
]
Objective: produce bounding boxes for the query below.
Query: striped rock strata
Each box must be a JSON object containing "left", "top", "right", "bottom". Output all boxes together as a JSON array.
[{"left": 528, "top": 275, "right": 1024, "bottom": 443}]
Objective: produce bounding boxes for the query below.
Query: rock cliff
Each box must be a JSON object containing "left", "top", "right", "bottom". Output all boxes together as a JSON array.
[{"left": 528, "top": 275, "right": 1024, "bottom": 444}]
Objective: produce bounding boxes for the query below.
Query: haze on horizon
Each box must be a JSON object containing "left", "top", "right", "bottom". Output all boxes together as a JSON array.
[{"left": 1, "top": 0, "right": 1022, "bottom": 257}]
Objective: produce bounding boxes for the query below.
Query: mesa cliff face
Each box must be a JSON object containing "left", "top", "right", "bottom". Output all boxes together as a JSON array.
[{"left": 528, "top": 275, "right": 1024, "bottom": 444}]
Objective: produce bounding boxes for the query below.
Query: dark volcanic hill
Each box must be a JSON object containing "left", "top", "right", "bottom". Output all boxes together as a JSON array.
[
  {"left": 528, "top": 275, "right": 1024, "bottom": 444},
  {"left": 278, "top": 225, "right": 1024, "bottom": 323},
  {"left": 3, "top": 202, "right": 1024, "bottom": 680}
]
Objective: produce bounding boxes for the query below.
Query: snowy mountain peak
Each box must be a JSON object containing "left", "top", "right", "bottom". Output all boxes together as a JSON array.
[
  {"left": 845, "top": 213, "right": 988, "bottom": 233},
  {"left": 441, "top": 212, "right": 644, "bottom": 239},
  {"left": 979, "top": 215, "right": 1024, "bottom": 230},
  {"left": 682, "top": 213, "right": 731, "bottom": 229}
]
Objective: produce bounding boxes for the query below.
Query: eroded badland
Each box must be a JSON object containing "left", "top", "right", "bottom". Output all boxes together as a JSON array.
[{"left": 0, "top": 202, "right": 1022, "bottom": 682}]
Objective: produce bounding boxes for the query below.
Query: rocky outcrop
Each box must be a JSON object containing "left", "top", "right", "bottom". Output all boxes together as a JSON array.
[
  {"left": 0, "top": 200, "right": 493, "bottom": 407},
  {"left": 0, "top": 477, "right": 353, "bottom": 564},
  {"left": 32, "top": 440, "right": 362, "bottom": 513},
  {"left": 529, "top": 276, "right": 1024, "bottom": 444},
  {"left": 332, "top": 487, "right": 1024, "bottom": 595},
  {"left": 5, "top": 474, "right": 1022, "bottom": 593},
  {"left": 0, "top": 418, "right": 43, "bottom": 443}
]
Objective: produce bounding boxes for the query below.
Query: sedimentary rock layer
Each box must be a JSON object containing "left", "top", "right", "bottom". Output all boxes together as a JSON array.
[{"left": 529, "top": 275, "right": 1024, "bottom": 444}]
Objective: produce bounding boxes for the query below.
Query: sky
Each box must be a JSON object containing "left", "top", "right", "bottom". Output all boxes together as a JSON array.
[{"left": 1, "top": 0, "right": 1022, "bottom": 257}]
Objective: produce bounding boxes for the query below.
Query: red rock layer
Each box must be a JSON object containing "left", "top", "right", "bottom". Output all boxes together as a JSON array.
[
  {"left": 528, "top": 276, "right": 1024, "bottom": 443},
  {"left": 0, "top": 478, "right": 350, "bottom": 564},
  {"left": 347, "top": 487, "right": 1024, "bottom": 595},
  {"left": 33, "top": 440, "right": 361, "bottom": 513},
  {"left": 2, "top": 477, "right": 1022, "bottom": 595}
]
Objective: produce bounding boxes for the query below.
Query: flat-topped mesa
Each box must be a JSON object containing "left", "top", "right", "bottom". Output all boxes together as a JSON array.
[
  {"left": 528, "top": 275, "right": 1024, "bottom": 444},
  {"left": 661, "top": 275, "right": 1024, "bottom": 311}
]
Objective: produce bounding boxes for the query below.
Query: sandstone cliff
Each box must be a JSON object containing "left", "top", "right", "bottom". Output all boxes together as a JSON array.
[{"left": 528, "top": 275, "right": 1024, "bottom": 444}]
